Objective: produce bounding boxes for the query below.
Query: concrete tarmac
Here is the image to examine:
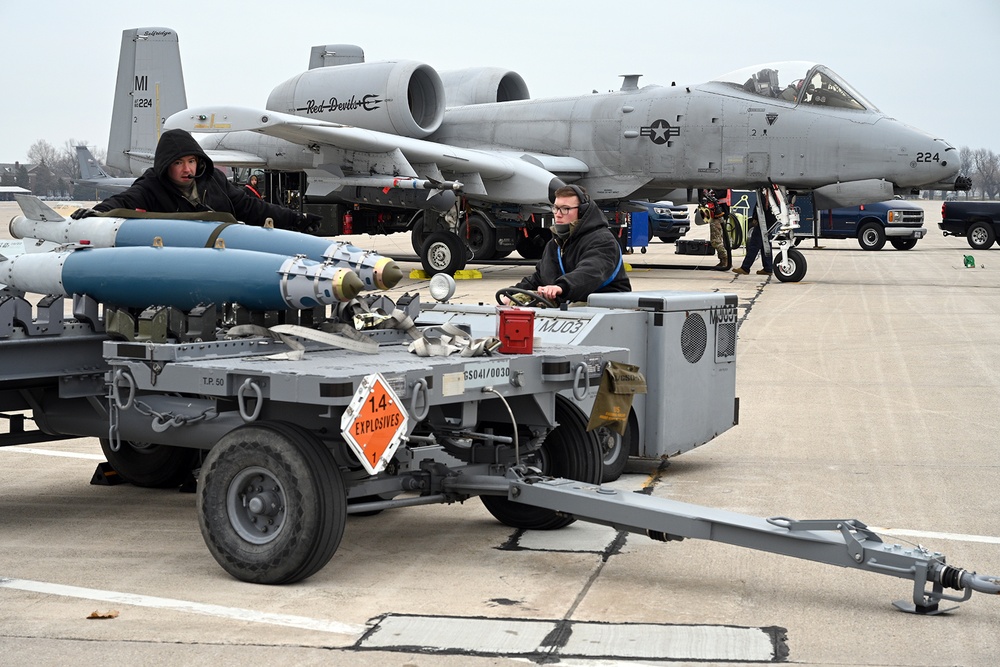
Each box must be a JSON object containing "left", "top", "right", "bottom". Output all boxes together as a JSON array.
[{"left": 1, "top": 200, "right": 998, "bottom": 666}]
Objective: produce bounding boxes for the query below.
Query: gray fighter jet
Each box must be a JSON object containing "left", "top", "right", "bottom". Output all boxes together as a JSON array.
[
  {"left": 107, "top": 27, "right": 967, "bottom": 263},
  {"left": 73, "top": 145, "right": 134, "bottom": 194}
]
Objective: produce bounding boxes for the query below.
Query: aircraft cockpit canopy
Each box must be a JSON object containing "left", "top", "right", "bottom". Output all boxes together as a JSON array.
[{"left": 714, "top": 61, "right": 877, "bottom": 112}]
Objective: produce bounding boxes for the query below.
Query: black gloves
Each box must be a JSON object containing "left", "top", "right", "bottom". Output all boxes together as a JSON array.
[
  {"left": 70, "top": 208, "right": 100, "bottom": 219},
  {"left": 296, "top": 212, "right": 323, "bottom": 235}
]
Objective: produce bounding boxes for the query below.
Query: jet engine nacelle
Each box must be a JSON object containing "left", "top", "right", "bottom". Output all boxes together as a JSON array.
[
  {"left": 266, "top": 60, "right": 446, "bottom": 139},
  {"left": 438, "top": 68, "right": 530, "bottom": 107}
]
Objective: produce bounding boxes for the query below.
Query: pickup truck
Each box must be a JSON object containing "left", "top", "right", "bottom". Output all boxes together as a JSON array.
[
  {"left": 939, "top": 200, "right": 1000, "bottom": 249},
  {"left": 634, "top": 200, "right": 690, "bottom": 243},
  {"left": 793, "top": 195, "right": 926, "bottom": 250}
]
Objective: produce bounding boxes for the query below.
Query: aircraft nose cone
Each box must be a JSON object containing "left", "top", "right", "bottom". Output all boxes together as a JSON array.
[{"left": 379, "top": 261, "right": 403, "bottom": 289}]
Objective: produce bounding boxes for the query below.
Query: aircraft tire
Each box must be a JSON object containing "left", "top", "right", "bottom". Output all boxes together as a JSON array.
[
  {"left": 516, "top": 228, "right": 550, "bottom": 259},
  {"left": 966, "top": 222, "right": 995, "bottom": 250},
  {"left": 197, "top": 421, "right": 346, "bottom": 584},
  {"left": 889, "top": 238, "right": 918, "bottom": 250},
  {"left": 774, "top": 247, "right": 807, "bottom": 282},
  {"left": 409, "top": 216, "right": 428, "bottom": 255},
  {"left": 857, "top": 222, "right": 886, "bottom": 251},
  {"left": 481, "top": 395, "right": 603, "bottom": 530},
  {"left": 99, "top": 438, "right": 198, "bottom": 488},
  {"left": 458, "top": 213, "right": 496, "bottom": 261},
  {"left": 420, "top": 231, "right": 468, "bottom": 275}
]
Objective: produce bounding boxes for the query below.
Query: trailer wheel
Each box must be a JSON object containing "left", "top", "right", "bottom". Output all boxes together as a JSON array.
[
  {"left": 481, "top": 396, "right": 603, "bottom": 530},
  {"left": 99, "top": 438, "right": 198, "bottom": 488},
  {"left": 458, "top": 213, "right": 496, "bottom": 261},
  {"left": 889, "top": 238, "right": 918, "bottom": 250},
  {"left": 858, "top": 223, "right": 886, "bottom": 251},
  {"left": 197, "top": 422, "right": 346, "bottom": 584},
  {"left": 774, "top": 247, "right": 807, "bottom": 283},
  {"left": 598, "top": 410, "right": 638, "bottom": 483},
  {"left": 967, "top": 222, "right": 995, "bottom": 250},
  {"left": 421, "top": 232, "right": 468, "bottom": 275}
]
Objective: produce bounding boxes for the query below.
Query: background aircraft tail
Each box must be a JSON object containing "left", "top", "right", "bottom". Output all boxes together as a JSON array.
[
  {"left": 75, "top": 146, "right": 113, "bottom": 180},
  {"left": 107, "top": 27, "right": 187, "bottom": 175}
]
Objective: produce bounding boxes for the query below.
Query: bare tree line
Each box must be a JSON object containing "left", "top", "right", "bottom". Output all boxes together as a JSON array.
[
  {"left": 959, "top": 146, "right": 999, "bottom": 199},
  {"left": 0, "top": 139, "right": 128, "bottom": 198}
]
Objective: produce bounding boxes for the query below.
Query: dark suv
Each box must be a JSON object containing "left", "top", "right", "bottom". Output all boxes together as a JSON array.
[{"left": 633, "top": 200, "right": 691, "bottom": 243}]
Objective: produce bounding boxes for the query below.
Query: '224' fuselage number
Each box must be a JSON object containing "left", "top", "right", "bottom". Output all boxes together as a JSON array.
[{"left": 916, "top": 152, "right": 939, "bottom": 162}]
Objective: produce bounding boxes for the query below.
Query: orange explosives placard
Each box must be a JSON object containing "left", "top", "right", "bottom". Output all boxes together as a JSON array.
[{"left": 341, "top": 374, "right": 409, "bottom": 475}]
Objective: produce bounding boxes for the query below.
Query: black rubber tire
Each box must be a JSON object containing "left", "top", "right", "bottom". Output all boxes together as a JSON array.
[
  {"left": 597, "top": 410, "right": 637, "bottom": 483},
  {"left": 774, "top": 247, "right": 807, "bottom": 282},
  {"left": 409, "top": 215, "right": 428, "bottom": 255},
  {"left": 857, "top": 222, "right": 886, "bottom": 251},
  {"left": 889, "top": 238, "right": 918, "bottom": 250},
  {"left": 197, "top": 422, "right": 346, "bottom": 584},
  {"left": 966, "top": 222, "right": 995, "bottom": 251},
  {"left": 420, "top": 231, "right": 467, "bottom": 275},
  {"left": 516, "top": 228, "right": 550, "bottom": 260},
  {"left": 458, "top": 213, "right": 496, "bottom": 261},
  {"left": 481, "top": 396, "right": 603, "bottom": 530},
  {"left": 99, "top": 438, "right": 198, "bottom": 488}
]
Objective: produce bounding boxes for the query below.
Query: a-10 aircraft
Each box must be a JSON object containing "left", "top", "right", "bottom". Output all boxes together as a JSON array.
[
  {"left": 73, "top": 145, "right": 134, "bottom": 195},
  {"left": 107, "top": 27, "right": 968, "bottom": 267}
]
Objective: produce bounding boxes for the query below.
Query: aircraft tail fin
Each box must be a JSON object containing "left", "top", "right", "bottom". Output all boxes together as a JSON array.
[
  {"left": 75, "top": 146, "right": 113, "bottom": 180},
  {"left": 108, "top": 27, "right": 188, "bottom": 175}
]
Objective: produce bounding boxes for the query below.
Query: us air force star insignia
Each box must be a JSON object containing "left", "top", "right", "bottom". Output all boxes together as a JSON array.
[{"left": 640, "top": 119, "right": 680, "bottom": 145}]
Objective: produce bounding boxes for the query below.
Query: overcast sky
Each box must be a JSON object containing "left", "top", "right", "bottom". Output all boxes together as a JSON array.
[{"left": 1, "top": 0, "right": 997, "bottom": 163}]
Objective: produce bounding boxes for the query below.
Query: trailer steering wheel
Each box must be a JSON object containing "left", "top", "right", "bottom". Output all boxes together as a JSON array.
[{"left": 495, "top": 288, "right": 558, "bottom": 309}]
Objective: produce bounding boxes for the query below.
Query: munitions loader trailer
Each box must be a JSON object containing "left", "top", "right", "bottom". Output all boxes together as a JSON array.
[{"left": 0, "top": 290, "right": 997, "bottom": 614}]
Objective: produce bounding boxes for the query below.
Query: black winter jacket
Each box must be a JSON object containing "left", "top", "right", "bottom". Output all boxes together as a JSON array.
[
  {"left": 515, "top": 201, "right": 631, "bottom": 303},
  {"left": 94, "top": 129, "right": 304, "bottom": 230}
]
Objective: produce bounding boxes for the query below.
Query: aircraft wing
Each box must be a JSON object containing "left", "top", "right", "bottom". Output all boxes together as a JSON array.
[
  {"left": 202, "top": 149, "right": 268, "bottom": 168},
  {"left": 165, "top": 106, "right": 561, "bottom": 204}
]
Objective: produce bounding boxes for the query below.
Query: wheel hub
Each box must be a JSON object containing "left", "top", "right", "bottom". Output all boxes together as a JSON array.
[{"left": 228, "top": 466, "right": 287, "bottom": 544}]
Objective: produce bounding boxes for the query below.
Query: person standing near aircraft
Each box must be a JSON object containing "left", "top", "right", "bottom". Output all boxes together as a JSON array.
[
  {"left": 733, "top": 186, "right": 777, "bottom": 276},
  {"left": 506, "top": 185, "right": 630, "bottom": 305},
  {"left": 698, "top": 189, "right": 730, "bottom": 270},
  {"left": 70, "top": 129, "right": 320, "bottom": 233},
  {"left": 244, "top": 174, "right": 263, "bottom": 199}
]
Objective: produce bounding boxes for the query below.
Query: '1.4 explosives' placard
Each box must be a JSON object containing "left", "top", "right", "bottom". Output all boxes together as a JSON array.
[{"left": 341, "top": 373, "right": 409, "bottom": 475}]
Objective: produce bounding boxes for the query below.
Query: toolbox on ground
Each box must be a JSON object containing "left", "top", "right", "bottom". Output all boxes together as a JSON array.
[{"left": 675, "top": 239, "right": 714, "bottom": 255}]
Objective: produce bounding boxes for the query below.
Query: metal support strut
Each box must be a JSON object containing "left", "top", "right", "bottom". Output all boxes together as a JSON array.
[{"left": 505, "top": 471, "right": 1000, "bottom": 614}]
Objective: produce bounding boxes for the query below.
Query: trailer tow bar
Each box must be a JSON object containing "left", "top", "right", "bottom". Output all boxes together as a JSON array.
[{"left": 505, "top": 471, "right": 1000, "bottom": 614}]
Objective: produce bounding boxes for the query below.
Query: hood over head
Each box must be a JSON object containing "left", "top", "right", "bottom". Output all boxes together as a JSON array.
[{"left": 153, "top": 129, "right": 213, "bottom": 180}]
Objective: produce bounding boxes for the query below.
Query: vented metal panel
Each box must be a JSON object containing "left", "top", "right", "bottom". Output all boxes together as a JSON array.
[
  {"left": 680, "top": 313, "right": 707, "bottom": 364},
  {"left": 716, "top": 321, "right": 737, "bottom": 361}
]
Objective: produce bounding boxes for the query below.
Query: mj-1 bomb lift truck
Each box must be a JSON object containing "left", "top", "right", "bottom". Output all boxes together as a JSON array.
[{"left": 1, "top": 281, "right": 997, "bottom": 614}]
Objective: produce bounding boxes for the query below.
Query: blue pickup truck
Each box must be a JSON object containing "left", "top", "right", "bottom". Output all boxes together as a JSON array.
[
  {"left": 793, "top": 196, "right": 926, "bottom": 250},
  {"left": 632, "top": 200, "right": 690, "bottom": 243}
]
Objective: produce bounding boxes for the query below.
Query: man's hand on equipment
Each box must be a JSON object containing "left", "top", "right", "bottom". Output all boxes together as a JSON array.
[
  {"left": 297, "top": 213, "right": 323, "bottom": 235},
  {"left": 70, "top": 208, "right": 99, "bottom": 219},
  {"left": 537, "top": 284, "right": 563, "bottom": 301}
]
